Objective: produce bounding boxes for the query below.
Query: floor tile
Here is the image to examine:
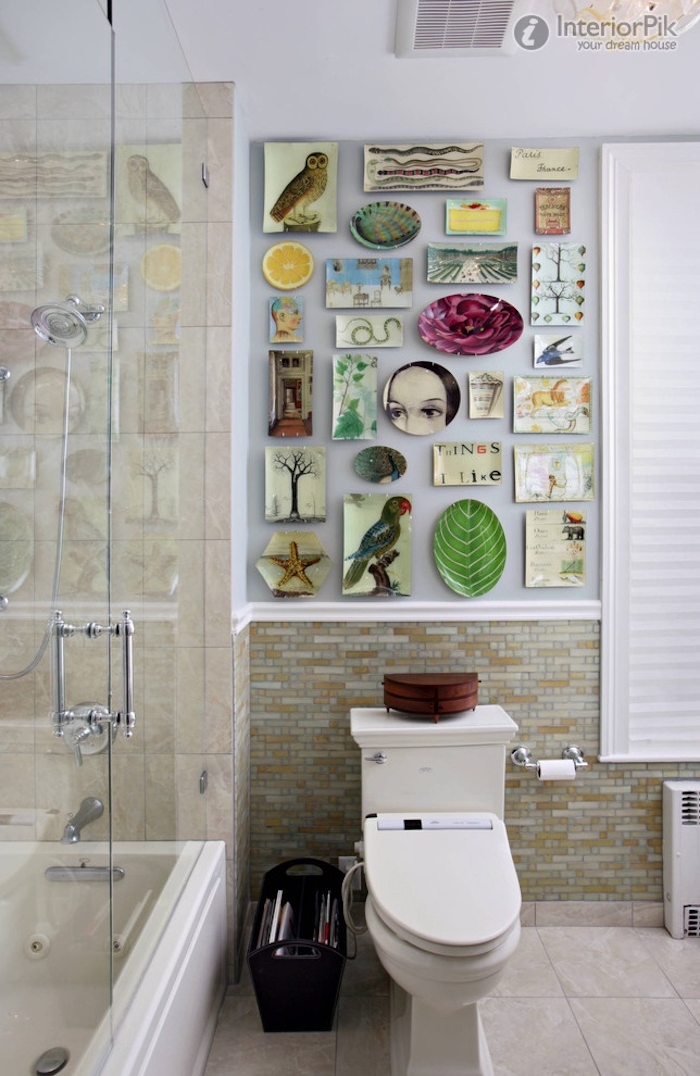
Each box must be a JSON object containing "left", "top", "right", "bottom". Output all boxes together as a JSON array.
[
  {"left": 340, "top": 930, "right": 389, "bottom": 997},
  {"left": 480, "top": 997, "right": 599, "bottom": 1075},
  {"left": 488, "top": 926, "right": 564, "bottom": 997},
  {"left": 204, "top": 926, "right": 700, "bottom": 1075},
  {"left": 634, "top": 928, "right": 700, "bottom": 998},
  {"left": 538, "top": 926, "right": 677, "bottom": 998},
  {"left": 335, "top": 996, "right": 389, "bottom": 1076},
  {"left": 684, "top": 997, "right": 700, "bottom": 1023},
  {"left": 204, "top": 997, "right": 335, "bottom": 1076},
  {"left": 570, "top": 997, "right": 700, "bottom": 1075}
]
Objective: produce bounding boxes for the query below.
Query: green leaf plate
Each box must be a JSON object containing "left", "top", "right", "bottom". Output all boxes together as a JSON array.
[{"left": 433, "top": 499, "right": 506, "bottom": 597}]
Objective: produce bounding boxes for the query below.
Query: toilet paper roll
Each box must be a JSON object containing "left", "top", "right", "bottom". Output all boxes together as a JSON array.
[{"left": 536, "top": 759, "right": 577, "bottom": 781}]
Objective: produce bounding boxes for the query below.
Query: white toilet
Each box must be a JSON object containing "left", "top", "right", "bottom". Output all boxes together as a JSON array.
[{"left": 350, "top": 705, "right": 522, "bottom": 1076}]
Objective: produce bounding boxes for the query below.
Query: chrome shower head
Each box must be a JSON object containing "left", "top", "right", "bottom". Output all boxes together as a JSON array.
[{"left": 31, "top": 295, "right": 105, "bottom": 349}]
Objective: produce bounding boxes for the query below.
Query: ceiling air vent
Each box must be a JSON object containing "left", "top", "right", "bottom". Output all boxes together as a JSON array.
[{"left": 395, "top": 0, "right": 524, "bottom": 58}]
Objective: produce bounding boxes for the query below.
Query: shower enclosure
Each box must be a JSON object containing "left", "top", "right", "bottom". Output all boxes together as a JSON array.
[{"left": 0, "top": 2, "right": 232, "bottom": 1072}]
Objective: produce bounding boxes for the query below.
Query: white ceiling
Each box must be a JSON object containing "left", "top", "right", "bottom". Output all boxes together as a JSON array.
[{"left": 163, "top": 0, "right": 700, "bottom": 140}]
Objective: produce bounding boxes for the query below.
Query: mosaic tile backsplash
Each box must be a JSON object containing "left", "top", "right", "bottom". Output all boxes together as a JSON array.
[{"left": 249, "top": 619, "right": 698, "bottom": 903}]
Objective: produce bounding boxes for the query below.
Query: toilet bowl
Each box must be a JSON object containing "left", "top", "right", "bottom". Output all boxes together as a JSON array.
[
  {"left": 363, "top": 812, "right": 521, "bottom": 1075},
  {"left": 350, "top": 705, "right": 521, "bottom": 1076}
]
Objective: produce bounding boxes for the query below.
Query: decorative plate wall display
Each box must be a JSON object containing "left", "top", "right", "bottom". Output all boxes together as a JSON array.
[
  {"left": 335, "top": 314, "right": 403, "bottom": 348},
  {"left": 349, "top": 201, "right": 421, "bottom": 250},
  {"left": 51, "top": 208, "right": 111, "bottom": 255},
  {"left": 0, "top": 301, "right": 34, "bottom": 329},
  {"left": 383, "top": 361, "right": 461, "bottom": 436},
  {"left": 433, "top": 499, "right": 506, "bottom": 597},
  {"left": 445, "top": 199, "right": 507, "bottom": 235},
  {"left": 139, "top": 244, "right": 181, "bottom": 291},
  {"left": 263, "top": 241, "right": 314, "bottom": 290},
  {"left": 363, "top": 142, "right": 485, "bottom": 192},
  {"left": 325, "top": 258, "right": 412, "bottom": 309},
  {"left": 0, "top": 502, "right": 33, "bottom": 594},
  {"left": 256, "top": 531, "right": 331, "bottom": 597},
  {"left": 531, "top": 243, "right": 586, "bottom": 325},
  {"left": 10, "top": 368, "right": 85, "bottom": 434},
  {"left": 353, "top": 445, "right": 407, "bottom": 483},
  {"left": 263, "top": 142, "right": 338, "bottom": 233},
  {"left": 418, "top": 293, "right": 523, "bottom": 356}
]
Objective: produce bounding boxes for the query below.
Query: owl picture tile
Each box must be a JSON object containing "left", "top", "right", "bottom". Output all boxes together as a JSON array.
[
  {"left": 263, "top": 142, "right": 338, "bottom": 233},
  {"left": 115, "top": 145, "right": 182, "bottom": 235}
]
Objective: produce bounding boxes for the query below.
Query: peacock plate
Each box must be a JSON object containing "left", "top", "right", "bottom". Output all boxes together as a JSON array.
[
  {"left": 418, "top": 293, "right": 523, "bottom": 356},
  {"left": 433, "top": 499, "right": 506, "bottom": 597},
  {"left": 350, "top": 201, "right": 421, "bottom": 250},
  {"left": 353, "top": 445, "right": 407, "bottom": 484}
]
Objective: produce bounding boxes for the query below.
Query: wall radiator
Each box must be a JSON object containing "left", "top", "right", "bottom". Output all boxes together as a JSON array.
[{"left": 662, "top": 781, "right": 700, "bottom": 939}]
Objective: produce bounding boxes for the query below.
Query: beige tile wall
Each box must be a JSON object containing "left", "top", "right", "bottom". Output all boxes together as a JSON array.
[{"left": 248, "top": 619, "right": 698, "bottom": 905}]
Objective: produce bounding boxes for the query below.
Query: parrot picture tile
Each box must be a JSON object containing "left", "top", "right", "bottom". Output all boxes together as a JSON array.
[{"left": 342, "top": 492, "right": 412, "bottom": 597}]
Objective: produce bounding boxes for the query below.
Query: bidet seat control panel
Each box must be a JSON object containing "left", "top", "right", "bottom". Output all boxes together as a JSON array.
[{"left": 374, "top": 813, "right": 493, "bottom": 831}]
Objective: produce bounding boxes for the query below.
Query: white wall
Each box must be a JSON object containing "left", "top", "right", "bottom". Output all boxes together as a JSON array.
[{"left": 164, "top": 0, "right": 700, "bottom": 141}]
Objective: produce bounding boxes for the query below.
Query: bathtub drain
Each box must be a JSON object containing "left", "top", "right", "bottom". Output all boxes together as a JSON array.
[
  {"left": 25, "top": 932, "right": 51, "bottom": 960},
  {"left": 34, "top": 1045, "right": 69, "bottom": 1074}
]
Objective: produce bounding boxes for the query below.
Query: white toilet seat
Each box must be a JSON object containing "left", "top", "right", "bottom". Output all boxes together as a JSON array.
[{"left": 363, "top": 812, "right": 521, "bottom": 956}]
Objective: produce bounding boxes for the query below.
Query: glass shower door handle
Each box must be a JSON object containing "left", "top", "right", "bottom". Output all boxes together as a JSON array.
[
  {"left": 115, "top": 610, "right": 136, "bottom": 737},
  {"left": 50, "top": 610, "right": 137, "bottom": 749}
]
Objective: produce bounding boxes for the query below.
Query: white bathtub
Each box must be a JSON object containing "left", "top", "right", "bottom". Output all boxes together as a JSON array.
[{"left": 0, "top": 839, "right": 227, "bottom": 1076}]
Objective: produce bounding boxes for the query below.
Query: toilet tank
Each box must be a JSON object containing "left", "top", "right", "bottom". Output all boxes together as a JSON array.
[{"left": 350, "top": 705, "right": 518, "bottom": 821}]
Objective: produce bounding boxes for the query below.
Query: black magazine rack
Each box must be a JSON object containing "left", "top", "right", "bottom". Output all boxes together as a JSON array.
[{"left": 247, "top": 858, "right": 347, "bottom": 1032}]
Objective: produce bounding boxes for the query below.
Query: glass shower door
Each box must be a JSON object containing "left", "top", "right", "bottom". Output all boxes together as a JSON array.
[{"left": 0, "top": 1, "right": 117, "bottom": 1068}]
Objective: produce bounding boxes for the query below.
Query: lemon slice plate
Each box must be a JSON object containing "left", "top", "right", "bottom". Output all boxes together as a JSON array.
[
  {"left": 262, "top": 241, "right": 314, "bottom": 291},
  {"left": 140, "top": 244, "right": 182, "bottom": 292}
]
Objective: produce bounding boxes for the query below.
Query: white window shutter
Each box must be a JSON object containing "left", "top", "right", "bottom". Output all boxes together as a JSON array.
[{"left": 601, "top": 142, "right": 700, "bottom": 761}]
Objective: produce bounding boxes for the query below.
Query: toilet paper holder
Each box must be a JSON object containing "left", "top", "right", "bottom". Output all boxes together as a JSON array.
[{"left": 510, "top": 743, "right": 588, "bottom": 771}]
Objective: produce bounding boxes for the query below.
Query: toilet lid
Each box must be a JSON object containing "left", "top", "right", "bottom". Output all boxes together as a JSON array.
[{"left": 363, "top": 812, "right": 521, "bottom": 949}]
